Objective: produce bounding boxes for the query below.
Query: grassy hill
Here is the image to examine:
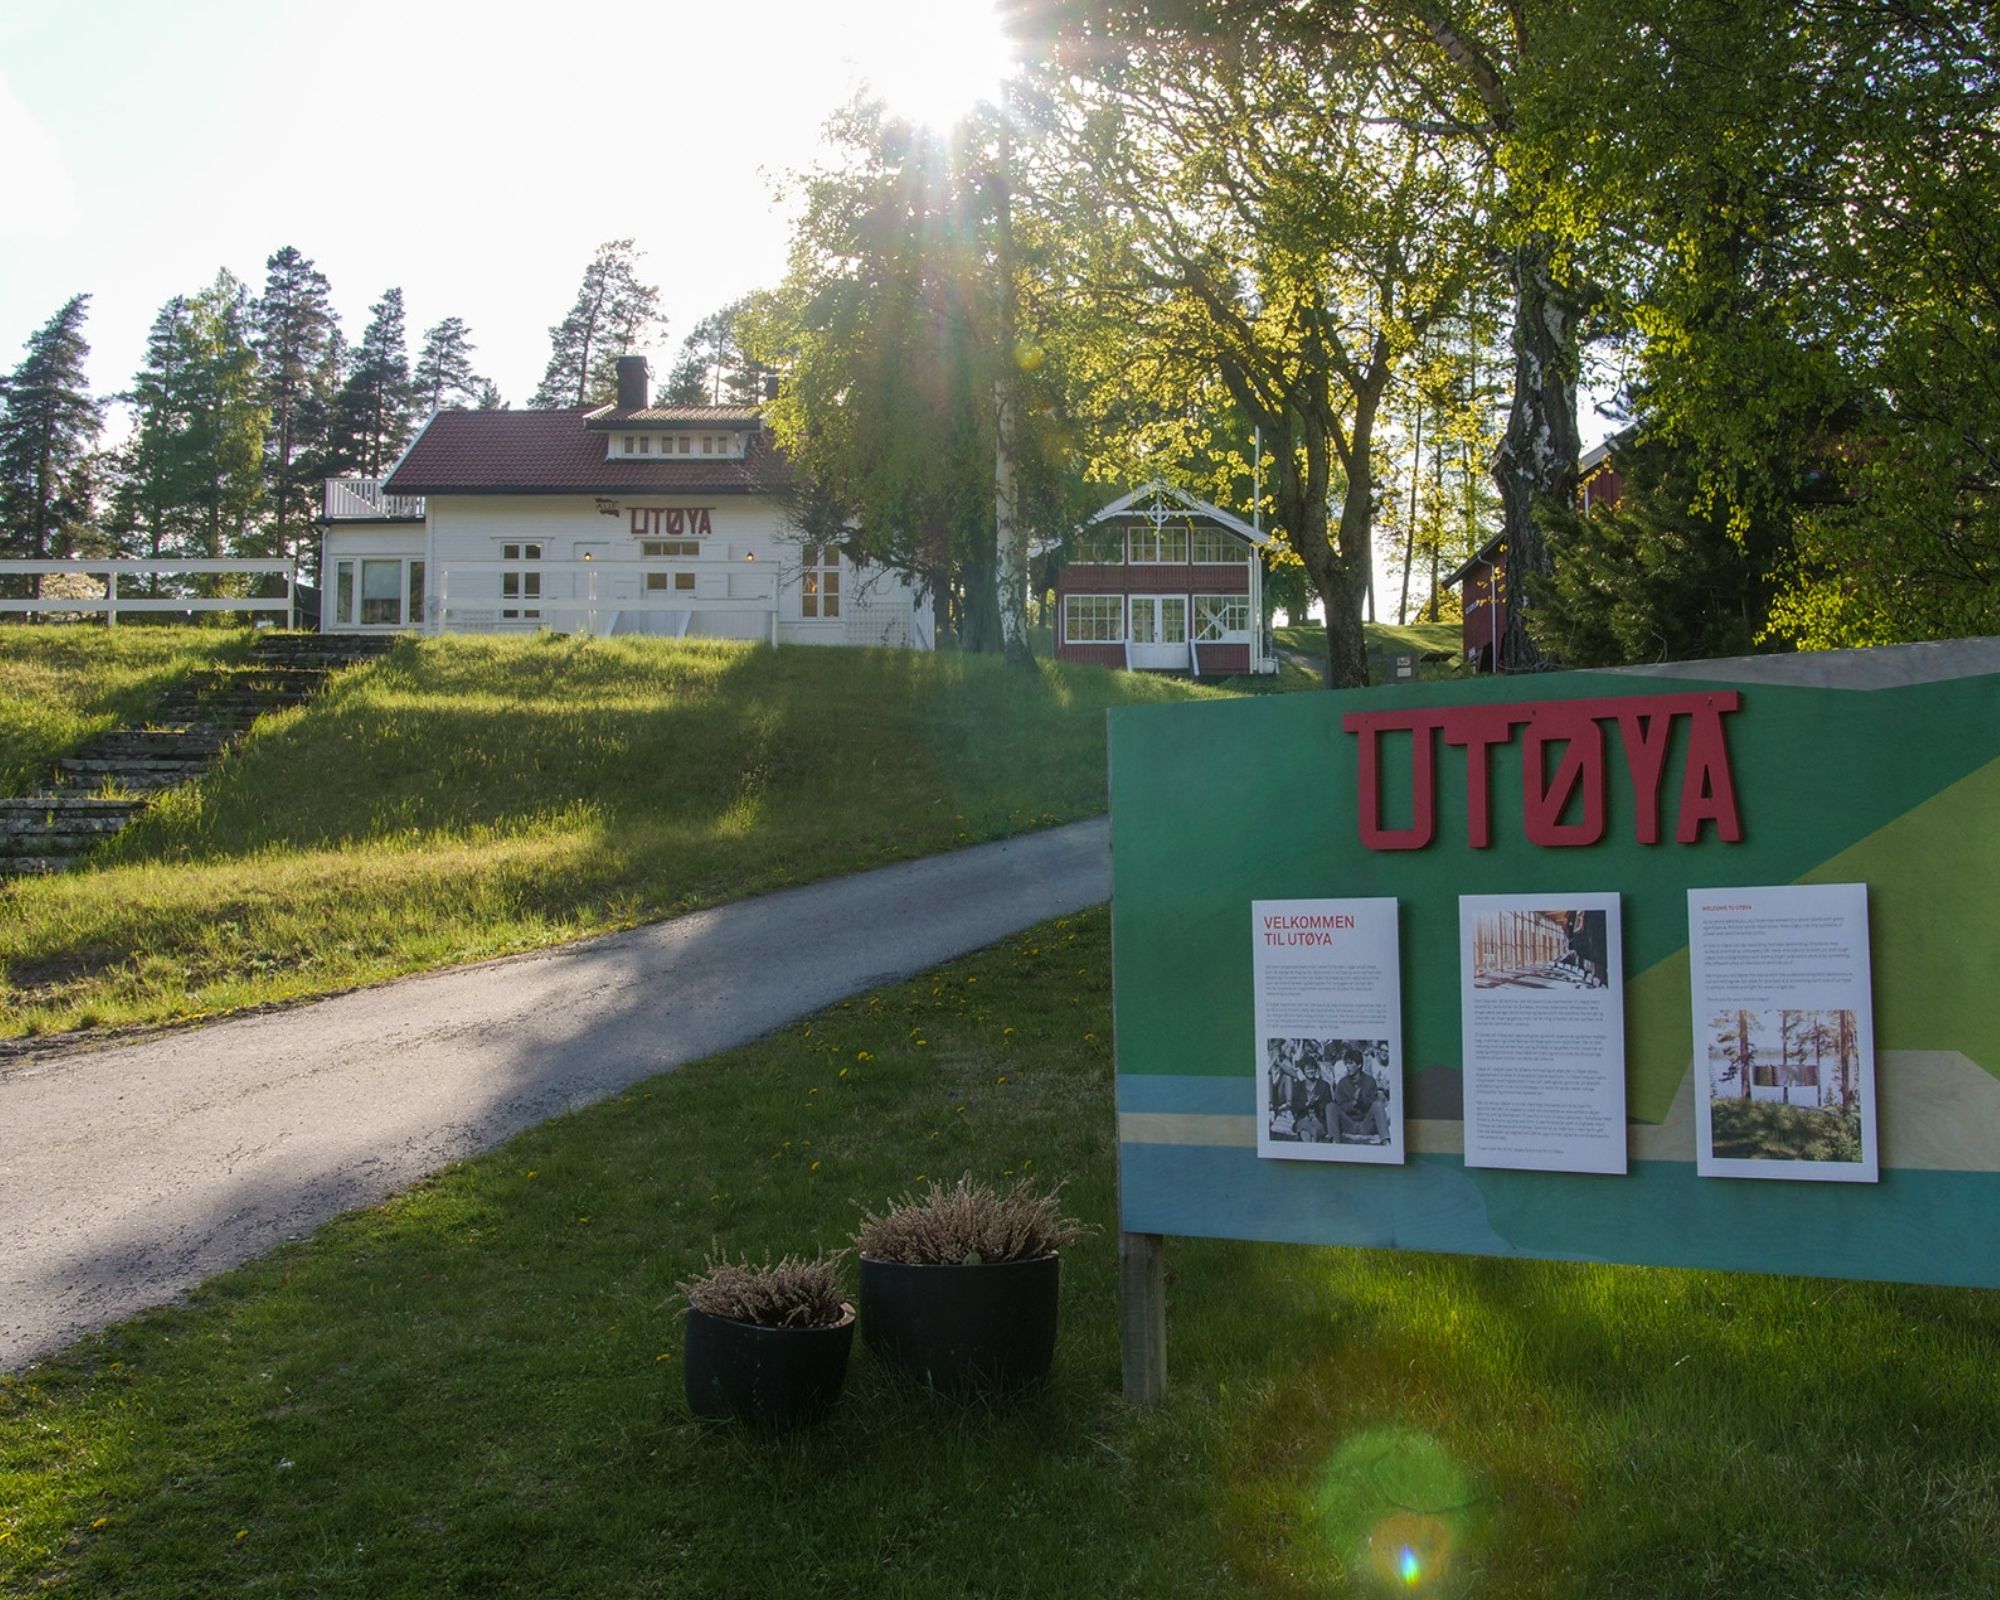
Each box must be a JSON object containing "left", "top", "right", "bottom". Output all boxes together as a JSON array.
[{"left": 0, "top": 631, "right": 1225, "bottom": 1039}]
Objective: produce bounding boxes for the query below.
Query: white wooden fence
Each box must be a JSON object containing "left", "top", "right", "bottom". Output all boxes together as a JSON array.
[
  {"left": 0, "top": 560, "right": 297, "bottom": 627},
  {"left": 432, "top": 558, "right": 782, "bottom": 642}
]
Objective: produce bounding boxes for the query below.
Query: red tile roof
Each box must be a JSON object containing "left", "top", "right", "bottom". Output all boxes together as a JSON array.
[{"left": 384, "top": 409, "right": 790, "bottom": 497}]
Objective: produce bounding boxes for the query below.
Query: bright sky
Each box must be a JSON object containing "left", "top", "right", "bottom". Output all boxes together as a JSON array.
[{"left": 0, "top": 0, "right": 1014, "bottom": 416}]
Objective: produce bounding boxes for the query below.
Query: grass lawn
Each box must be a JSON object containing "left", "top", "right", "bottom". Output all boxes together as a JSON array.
[
  {"left": 0, "top": 625, "right": 254, "bottom": 796},
  {"left": 5, "top": 910, "right": 1997, "bottom": 1598},
  {"left": 0, "top": 632, "right": 1223, "bottom": 1039},
  {"left": 1274, "top": 621, "right": 1467, "bottom": 684},
  {"left": 1709, "top": 1098, "right": 1865, "bottom": 1163}
]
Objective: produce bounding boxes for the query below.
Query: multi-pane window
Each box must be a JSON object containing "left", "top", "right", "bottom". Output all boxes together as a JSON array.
[
  {"left": 644, "top": 571, "right": 698, "bottom": 593},
  {"left": 1194, "top": 595, "right": 1250, "bottom": 640},
  {"left": 1127, "top": 517, "right": 1189, "bottom": 563},
  {"left": 1190, "top": 527, "right": 1245, "bottom": 563},
  {"left": 360, "top": 559, "right": 402, "bottom": 625},
  {"left": 800, "top": 544, "right": 840, "bottom": 619},
  {"left": 642, "top": 540, "right": 701, "bottom": 557},
  {"left": 1064, "top": 594, "right": 1124, "bottom": 642},
  {"left": 1073, "top": 525, "right": 1125, "bottom": 564},
  {"left": 501, "top": 542, "right": 542, "bottom": 620}
]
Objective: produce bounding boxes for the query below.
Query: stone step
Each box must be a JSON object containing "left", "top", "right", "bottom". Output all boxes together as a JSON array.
[
  {"left": 0, "top": 795, "right": 147, "bottom": 816},
  {"left": 81, "top": 731, "right": 235, "bottom": 758},
  {"left": 0, "top": 832, "right": 122, "bottom": 856},
  {"left": 0, "top": 856, "right": 76, "bottom": 877},
  {"left": 0, "top": 810, "right": 134, "bottom": 836}
]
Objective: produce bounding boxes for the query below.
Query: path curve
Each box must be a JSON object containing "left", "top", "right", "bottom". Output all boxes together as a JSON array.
[{"left": 0, "top": 820, "right": 1111, "bottom": 1371}]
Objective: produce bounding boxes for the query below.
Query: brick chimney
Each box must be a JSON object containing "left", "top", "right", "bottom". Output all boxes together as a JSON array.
[{"left": 616, "top": 355, "right": 650, "bottom": 410}]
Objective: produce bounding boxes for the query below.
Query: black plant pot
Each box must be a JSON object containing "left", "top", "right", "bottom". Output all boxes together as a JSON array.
[
  {"left": 859, "top": 1254, "right": 1061, "bottom": 1395},
  {"left": 683, "top": 1303, "right": 855, "bottom": 1426}
]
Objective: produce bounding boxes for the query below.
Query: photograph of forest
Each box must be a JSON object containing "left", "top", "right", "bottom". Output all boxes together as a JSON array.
[{"left": 1705, "top": 1007, "right": 1864, "bottom": 1164}]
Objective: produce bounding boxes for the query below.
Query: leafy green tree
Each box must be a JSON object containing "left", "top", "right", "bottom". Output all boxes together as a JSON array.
[
  {"left": 251, "top": 246, "right": 338, "bottom": 564},
  {"left": 413, "top": 316, "right": 490, "bottom": 413},
  {"left": 121, "top": 272, "right": 268, "bottom": 585},
  {"left": 0, "top": 293, "right": 102, "bottom": 595},
  {"left": 1527, "top": 430, "right": 1824, "bottom": 666},
  {"left": 529, "top": 240, "right": 663, "bottom": 408},
  {"left": 1552, "top": 1, "right": 2000, "bottom": 648},
  {"left": 1037, "top": 24, "right": 1491, "bottom": 686},
  {"left": 328, "top": 288, "right": 415, "bottom": 479},
  {"left": 749, "top": 105, "right": 1073, "bottom": 652}
]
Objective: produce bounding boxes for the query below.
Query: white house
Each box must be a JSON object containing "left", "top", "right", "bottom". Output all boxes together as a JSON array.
[{"left": 319, "top": 357, "right": 932, "bottom": 651}]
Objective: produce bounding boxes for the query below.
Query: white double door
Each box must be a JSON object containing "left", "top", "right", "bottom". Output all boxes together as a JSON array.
[{"left": 1128, "top": 595, "right": 1190, "bottom": 669}]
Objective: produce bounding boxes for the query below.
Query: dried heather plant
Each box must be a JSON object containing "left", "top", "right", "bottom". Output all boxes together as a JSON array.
[
  {"left": 851, "top": 1174, "right": 1094, "bottom": 1266},
  {"left": 677, "top": 1250, "right": 850, "bottom": 1329}
]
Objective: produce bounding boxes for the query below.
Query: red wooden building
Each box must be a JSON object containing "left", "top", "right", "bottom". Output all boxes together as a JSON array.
[
  {"left": 1443, "top": 438, "right": 1626, "bottom": 673},
  {"left": 1051, "top": 482, "right": 1277, "bottom": 678}
]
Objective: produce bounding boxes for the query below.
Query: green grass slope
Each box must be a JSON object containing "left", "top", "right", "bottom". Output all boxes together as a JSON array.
[
  {"left": 0, "top": 633, "right": 1223, "bottom": 1038},
  {"left": 0, "top": 625, "right": 253, "bottom": 795}
]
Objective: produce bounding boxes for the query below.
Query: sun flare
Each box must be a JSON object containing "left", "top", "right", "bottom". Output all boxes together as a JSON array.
[{"left": 846, "top": 0, "right": 1016, "bottom": 128}]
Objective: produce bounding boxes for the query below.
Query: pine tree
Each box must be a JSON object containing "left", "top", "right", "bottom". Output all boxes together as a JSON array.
[
  {"left": 413, "top": 316, "right": 488, "bottom": 413},
  {"left": 252, "top": 246, "right": 338, "bottom": 564},
  {"left": 529, "top": 240, "right": 662, "bottom": 408},
  {"left": 328, "top": 288, "right": 416, "bottom": 477},
  {"left": 0, "top": 293, "right": 102, "bottom": 596},
  {"left": 469, "top": 377, "right": 505, "bottom": 410},
  {"left": 663, "top": 298, "right": 769, "bottom": 406}
]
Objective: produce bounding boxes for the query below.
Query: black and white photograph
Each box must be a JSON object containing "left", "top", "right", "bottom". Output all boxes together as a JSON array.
[{"left": 1266, "top": 1038, "right": 1396, "bottom": 1146}]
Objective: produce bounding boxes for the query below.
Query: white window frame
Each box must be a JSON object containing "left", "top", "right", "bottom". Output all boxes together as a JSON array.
[
  {"left": 1073, "top": 525, "right": 1125, "bottom": 565},
  {"left": 800, "top": 543, "right": 841, "bottom": 620},
  {"left": 500, "top": 542, "right": 543, "bottom": 621},
  {"left": 1193, "top": 594, "right": 1250, "bottom": 642},
  {"left": 1064, "top": 593, "right": 1124, "bottom": 643},
  {"left": 1127, "top": 517, "right": 1189, "bottom": 564},
  {"left": 1190, "top": 526, "right": 1247, "bottom": 564}
]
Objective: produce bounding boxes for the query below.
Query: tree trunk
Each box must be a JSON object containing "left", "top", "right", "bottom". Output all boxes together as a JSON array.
[
  {"left": 994, "top": 379, "right": 1032, "bottom": 667},
  {"left": 1493, "top": 237, "right": 1582, "bottom": 672}
]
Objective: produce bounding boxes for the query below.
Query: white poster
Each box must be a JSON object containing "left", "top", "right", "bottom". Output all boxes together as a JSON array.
[
  {"left": 1253, "top": 898, "right": 1405, "bottom": 1164},
  {"left": 1459, "top": 893, "right": 1628, "bottom": 1175},
  {"left": 1689, "top": 883, "right": 1879, "bottom": 1183}
]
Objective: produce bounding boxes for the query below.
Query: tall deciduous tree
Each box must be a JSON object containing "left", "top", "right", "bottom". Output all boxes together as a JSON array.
[
  {"left": 413, "top": 316, "right": 490, "bottom": 413},
  {"left": 1039, "top": 26, "right": 1491, "bottom": 685},
  {"left": 1015, "top": 0, "right": 1612, "bottom": 673},
  {"left": 251, "top": 246, "right": 338, "bottom": 564},
  {"left": 0, "top": 293, "right": 102, "bottom": 594},
  {"left": 328, "top": 288, "right": 415, "bottom": 479},
  {"left": 748, "top": 106, "right": 1045, "bottom": 652},
  {"left": 122, "top": 272, "right": 268, "bottom": 583},
  {"left": 529, "top": 240, "right": 663, "bottom": 408},
  {"left": 1550, "top": 0, "right": 2000, "bottom": 648}
]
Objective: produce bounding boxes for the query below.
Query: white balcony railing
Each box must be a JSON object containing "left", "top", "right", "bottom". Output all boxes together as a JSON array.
[{"left": 323, "top": 478, "right": 426, "bottom": 521}]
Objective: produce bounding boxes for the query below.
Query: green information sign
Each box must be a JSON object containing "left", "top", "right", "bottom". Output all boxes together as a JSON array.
[{"left": 1109, "top": 640, "right": 2000, "bottom": 1295}]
